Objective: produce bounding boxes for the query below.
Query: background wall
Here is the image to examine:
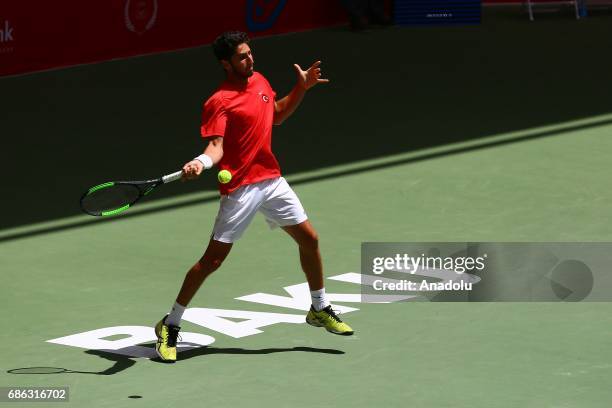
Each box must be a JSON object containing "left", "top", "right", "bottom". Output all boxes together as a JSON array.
[{"left": 0, "top": 0, "right": 346, "bottom": 77}]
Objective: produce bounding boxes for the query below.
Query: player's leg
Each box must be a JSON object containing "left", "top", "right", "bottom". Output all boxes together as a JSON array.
[
  {"left": 155, "top": 239, "right": 232, "bottom": 362},
  {"left": 259, "top": 177, "right": 354, "bottom": 335},
  {"left": 175, "top": 238, "right": 233, "bottom": 307},
  {"left": 282, "top": 221, "right": 353, "bottom": 335},
  {"left": 155, "top": 184, "right": 264, "bottom": 361},
  {"left": 282, "top": 220, "right": 323, "bottom": 292}
]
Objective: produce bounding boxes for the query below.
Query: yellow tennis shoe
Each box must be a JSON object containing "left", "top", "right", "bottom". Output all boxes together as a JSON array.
[
  {"left": 154, "top": 316, "right": 181, "bottom": 362},
  {"left": 306, "top": 305, "right": 354, "bottom": 336}
]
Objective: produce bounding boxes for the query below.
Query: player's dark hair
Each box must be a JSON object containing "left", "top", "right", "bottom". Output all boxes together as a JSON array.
[{"left": 212, "top": 31, "right": 250, "bottom": 61}]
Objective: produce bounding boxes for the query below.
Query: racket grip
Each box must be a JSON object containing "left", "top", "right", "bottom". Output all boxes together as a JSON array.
[{"left": 162, "top": 170, "right": 183, "bottom": 184}]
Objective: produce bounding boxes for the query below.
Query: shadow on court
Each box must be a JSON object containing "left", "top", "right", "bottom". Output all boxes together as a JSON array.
[
  {"left": 7, "top": 350, "right": 137, "bottom": 376},
  {"left": 2, "top": 112, "right": 611, "bottom": 243},
  {"left": 7, "top": 347, "right": 344, "bottom": 375},
  {"left": 2, "top": 7, "right": 612, "bottom": 230},
  {"left": 171, "top": 345, "right": 345, "bottom": 362}
]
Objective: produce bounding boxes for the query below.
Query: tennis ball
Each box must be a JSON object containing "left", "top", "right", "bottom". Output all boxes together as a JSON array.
[{"left": 218, "top": 169, "right": 232, "bottom": 184}]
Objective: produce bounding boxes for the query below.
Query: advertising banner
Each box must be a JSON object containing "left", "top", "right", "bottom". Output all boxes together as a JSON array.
[{"left": 0, "top": 1, "right": 345, "bottom": 77}]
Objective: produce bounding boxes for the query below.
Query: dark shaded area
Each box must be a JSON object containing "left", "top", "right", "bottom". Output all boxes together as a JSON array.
[
  {"left": 162, "top": 345, "right": 345, "bottom": 363},
  {"left": 7, "top": 346, "right": 344, "bottom": 375},
  {"left": 2, "top": 7, "right": 612, "bottom": 230},
  {"left": 2, "top": 113, "right": 610, "bottom": 243},
  {"left": 7, "top": 350, "right": 137, "bottom": 375}
]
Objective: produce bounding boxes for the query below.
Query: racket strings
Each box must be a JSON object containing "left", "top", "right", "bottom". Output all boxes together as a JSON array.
[{"left": 81, "top": 184, "right": 142, "bottom": 215}]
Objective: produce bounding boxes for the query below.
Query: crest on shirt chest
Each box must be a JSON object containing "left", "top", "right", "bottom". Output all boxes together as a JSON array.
[{"left": 257, "top": 91, "right": 270, "bottom": 103}]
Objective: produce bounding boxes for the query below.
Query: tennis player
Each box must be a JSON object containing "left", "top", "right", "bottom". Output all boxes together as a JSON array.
[{"left": 155, "top": 31, "right": 353, "bottom": 362}]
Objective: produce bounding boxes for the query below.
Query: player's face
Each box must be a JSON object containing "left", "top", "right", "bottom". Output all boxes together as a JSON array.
[{"left": 228, "top": 43, "right": 254, "bottom": 78}]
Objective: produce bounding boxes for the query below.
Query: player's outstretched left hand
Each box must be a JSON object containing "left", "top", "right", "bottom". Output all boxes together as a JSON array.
[{"left": 294, "top": 61, "right": 330, "bottom": 90}]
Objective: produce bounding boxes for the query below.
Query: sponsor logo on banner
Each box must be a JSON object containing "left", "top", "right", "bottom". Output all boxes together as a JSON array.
[
  {"left": 246, "top": 0, "right": 287, "bottom": 31},
  {"left": 0, "top": 20, "right": 15, "bottom": 54},
  {"left": 0, "top": 20, "right": 14, "bottom": 42},
  {"left": 124, "top": 0, "right": 158, "bottom": 34}
]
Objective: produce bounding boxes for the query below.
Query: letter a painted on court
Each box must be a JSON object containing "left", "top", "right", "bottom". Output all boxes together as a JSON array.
[{"left": 183, "top": 308, "right": 304, "bottom": 338}]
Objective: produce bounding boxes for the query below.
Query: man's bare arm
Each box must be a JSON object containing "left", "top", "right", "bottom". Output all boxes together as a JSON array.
[
  {"left": 274, "top": 61, "right": 329, "bottom": 125},
  {"left": 182, "top": 136, "right": 224, "bottom": 180}
]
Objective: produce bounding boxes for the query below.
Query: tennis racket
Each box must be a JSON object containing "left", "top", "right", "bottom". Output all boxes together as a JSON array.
[{"left": 80, "top": 170, "right": 183, "bottom": 216}]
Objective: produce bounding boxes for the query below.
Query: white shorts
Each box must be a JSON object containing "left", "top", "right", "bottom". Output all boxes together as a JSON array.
[{"left": 212, "top": 177, "right": 308, "bottom": 243}]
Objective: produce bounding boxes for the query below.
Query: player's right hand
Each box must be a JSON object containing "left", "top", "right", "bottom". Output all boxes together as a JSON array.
[{"left": 182, "top": 160, "right": 204, "bottom": 181}]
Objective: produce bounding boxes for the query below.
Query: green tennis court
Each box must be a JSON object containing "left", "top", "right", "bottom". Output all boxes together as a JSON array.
[{"left": 2, "top": 9, "right": 612, "bottom": 407}]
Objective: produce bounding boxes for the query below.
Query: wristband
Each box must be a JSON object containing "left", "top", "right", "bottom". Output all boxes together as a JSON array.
[{"left": 194, "top": 154, "right": 213, "bottom": 170}]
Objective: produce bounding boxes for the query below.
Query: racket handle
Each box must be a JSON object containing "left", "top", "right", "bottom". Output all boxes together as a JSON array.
[{"left": 162, "top": 170, "right": 183, "bottom": 184}]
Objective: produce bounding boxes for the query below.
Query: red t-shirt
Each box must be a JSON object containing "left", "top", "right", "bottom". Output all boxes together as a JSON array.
[{"left": 200, "top": 72, "right": 281, "bottom": 195}]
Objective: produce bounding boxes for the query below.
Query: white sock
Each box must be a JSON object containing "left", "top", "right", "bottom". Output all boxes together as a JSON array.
[
  {"left": 310, "top": 288, "right": 330, "bottom": 311},
  {"left": 166, "top": 302, "right": 186, "bottom": 327}
]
